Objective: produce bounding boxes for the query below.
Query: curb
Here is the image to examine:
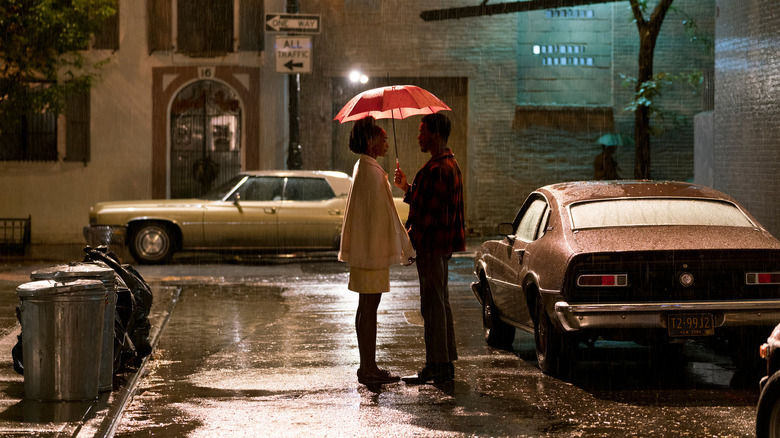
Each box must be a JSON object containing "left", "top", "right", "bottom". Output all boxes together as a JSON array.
[{"left": 80, "top": 286, "right": 181, "bottom": 438}]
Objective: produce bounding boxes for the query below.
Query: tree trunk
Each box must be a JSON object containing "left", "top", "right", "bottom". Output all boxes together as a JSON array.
[{"left": 630, "top": 0, "right": 674, "bottom": 179}]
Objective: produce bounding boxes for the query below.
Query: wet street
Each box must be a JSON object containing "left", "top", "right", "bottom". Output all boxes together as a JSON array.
[{"left": 113, "top": 254, "right": 758, "bottom": 437}]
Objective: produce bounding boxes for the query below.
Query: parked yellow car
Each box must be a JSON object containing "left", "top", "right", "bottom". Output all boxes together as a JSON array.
[{"left": 84, "top": 170, "right": 409, "bottom": 264}]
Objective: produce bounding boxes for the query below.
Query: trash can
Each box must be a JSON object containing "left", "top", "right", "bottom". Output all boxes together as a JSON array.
[
  {"left": 31, "top": 263, "right": 117, "bottom": 392},
  {"left": 17, "top": 279, "right": 107, "bottom": 401}
]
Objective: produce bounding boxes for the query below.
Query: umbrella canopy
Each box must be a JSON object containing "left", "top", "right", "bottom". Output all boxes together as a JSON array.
[
  {"left": 334, "top": 85, "right": 451, "bottom": 123},
  {"left": 596, "top": 133, "right": 634, "bottom": 147}
]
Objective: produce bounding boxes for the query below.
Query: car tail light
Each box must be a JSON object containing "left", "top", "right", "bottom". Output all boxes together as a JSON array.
[
  {"left": 760, "top": 343, "right": 770, "bottom": 359},
  {"left": 577, "top": 274, "right": 628, "bottom": 287},
  {"left": 746, "top": 272, "right": 780, "bottom": 285}
]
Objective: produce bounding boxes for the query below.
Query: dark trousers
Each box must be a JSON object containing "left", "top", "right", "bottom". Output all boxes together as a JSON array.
[{"left": 416, "top": 251, "right": 458, "bottom": 364}]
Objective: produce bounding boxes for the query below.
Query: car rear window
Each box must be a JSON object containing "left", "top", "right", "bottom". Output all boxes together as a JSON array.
[{"left": 569, "top": 198, "right": 755, "bottom": 230}]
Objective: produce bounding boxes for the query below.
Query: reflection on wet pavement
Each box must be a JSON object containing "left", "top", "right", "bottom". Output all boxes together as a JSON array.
[{"left": 114, "top": 258, "right": 757, "bottom": 437}]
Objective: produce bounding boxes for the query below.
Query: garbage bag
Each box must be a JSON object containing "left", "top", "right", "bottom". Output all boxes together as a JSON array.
[{"left": 82, "top": 246, "right": 153, "bottom": 371}]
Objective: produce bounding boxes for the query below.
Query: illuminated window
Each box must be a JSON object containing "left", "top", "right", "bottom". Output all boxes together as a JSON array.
[{"left": 546, "top": 9, "right": 595, "bottom": 19}]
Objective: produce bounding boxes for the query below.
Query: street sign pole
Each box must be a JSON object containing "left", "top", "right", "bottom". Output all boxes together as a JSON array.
[{"left": 286, "top": 0, "right": 303, "bottom": 170}]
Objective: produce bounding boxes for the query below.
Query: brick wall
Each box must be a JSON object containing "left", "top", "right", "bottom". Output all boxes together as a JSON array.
[
  {"left": 713, "top": 0, "right": 780, "bottom": 236},
  {"left": 297, "top": 0, "right": 714, "bottom": 236}
]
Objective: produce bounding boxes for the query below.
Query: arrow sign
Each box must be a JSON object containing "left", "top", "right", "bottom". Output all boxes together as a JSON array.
[
  {"left": 275, "top": 36, "right": 312, "bottom": 74},
  {"left": 284, "top": 60, "right": 304, "bottom": 70},
  {"left": 265, "top": 13, "right": 321, "bottom": 34}
]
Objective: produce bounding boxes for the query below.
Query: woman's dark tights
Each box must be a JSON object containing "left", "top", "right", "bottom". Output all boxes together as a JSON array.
[{"left": 356, "top": 293, "right": 382, "bottom": 373}]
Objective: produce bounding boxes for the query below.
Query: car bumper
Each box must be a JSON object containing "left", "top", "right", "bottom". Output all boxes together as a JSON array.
[
  {"left": 555, "top": 300, "right": 780, "bottom": 332},
  {"left": 83, "top": 224, "right": 127, "bottom": 248}
]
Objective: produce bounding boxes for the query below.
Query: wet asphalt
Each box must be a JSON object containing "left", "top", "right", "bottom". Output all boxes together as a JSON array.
[{"left": 0, "top": 248, "right": 764, "bottom": 437}]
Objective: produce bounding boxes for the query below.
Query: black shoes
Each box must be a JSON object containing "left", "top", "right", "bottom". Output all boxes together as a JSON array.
[{"left": 401, "top": 362, "right": 454, "bottom": 384}]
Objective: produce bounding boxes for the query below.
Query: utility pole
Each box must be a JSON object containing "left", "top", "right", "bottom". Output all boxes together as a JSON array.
[{"left": 286, "top": 0, "right": 303, "bottom": 169}]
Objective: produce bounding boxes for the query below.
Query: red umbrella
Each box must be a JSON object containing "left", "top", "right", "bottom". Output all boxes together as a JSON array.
[{"left": 333, "top": 85, "right": 451, "bottom": 161}]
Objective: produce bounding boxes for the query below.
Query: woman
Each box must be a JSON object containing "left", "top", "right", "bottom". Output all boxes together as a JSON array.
[{"left": 339, "top": 116, "right": 415, "bottom": 385}]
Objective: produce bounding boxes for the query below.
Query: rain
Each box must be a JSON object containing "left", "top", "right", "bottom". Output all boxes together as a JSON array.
[{"left": 1, "top": 0, "right": 778, "bottom": 437}]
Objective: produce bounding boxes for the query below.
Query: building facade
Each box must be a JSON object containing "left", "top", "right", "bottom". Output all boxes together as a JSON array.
[{"left": 1, "top": 0, "right": 722, "bottom": 247}]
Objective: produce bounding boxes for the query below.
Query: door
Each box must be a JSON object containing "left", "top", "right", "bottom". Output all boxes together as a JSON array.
[
  {"left": 276, "top": 177, "right": 344, "bottom": 250},
  {"left": 490, "top": 197, "right": 548, "bottom": 327},
  {"left": 202, "top": 176, "right": 282, "bottom": 249},
  {"left": 170, "top": 80, "right": 242, "bottom": 198}
]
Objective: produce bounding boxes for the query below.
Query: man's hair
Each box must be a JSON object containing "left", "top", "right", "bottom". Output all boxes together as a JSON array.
[
  {"left": 349, "top": 116, "right": 382, "bottom": 154},
  {"left": 421, "top": 113, "right": 451, "bottom": 142}
]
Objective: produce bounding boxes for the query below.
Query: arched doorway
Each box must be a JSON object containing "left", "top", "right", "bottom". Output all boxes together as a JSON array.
[{"left": 170, "top": 80, "right": 242, "bottom": 198}]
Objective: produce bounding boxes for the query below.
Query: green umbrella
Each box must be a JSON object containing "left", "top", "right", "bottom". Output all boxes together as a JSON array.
[{"left": 596, "top": 133, "right": 633, "bottom": 146}]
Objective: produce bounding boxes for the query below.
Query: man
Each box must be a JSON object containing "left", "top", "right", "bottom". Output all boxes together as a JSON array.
[{"left": 393, "top": 113, "right": 465, "bottom": 384}]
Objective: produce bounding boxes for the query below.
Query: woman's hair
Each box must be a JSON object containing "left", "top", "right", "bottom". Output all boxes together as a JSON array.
[{"left": 349, "top": 116, "right": 383, "bottom": 154}]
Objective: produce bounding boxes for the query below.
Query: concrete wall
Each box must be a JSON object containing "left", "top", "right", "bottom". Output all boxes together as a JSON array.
[{"left": 712, "top": 0, "right": 780, "bottom": 237}]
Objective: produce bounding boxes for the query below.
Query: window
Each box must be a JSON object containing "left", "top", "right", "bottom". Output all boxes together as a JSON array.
[
  {"left": 569, "top": 199, "right": 755, "bottom": 230},
  {"left": 147, "top": 0, "right": 173, "bottom": 52},
  {"left": 546, "top": 9, "right": 594, "bottom": 19},
  {"left": 65, "top": 91, "right": 91, "bottom": 163},
  {"left": 515, "top": 199, "right": 548, "bottom": 242},
  {"left": 0, "top": 112, "right": 57, "bottom": 162},
  {"left": 177, "top": 0, "right": 233, "bottom": 55},
  {"left": 283, "top": 178, "right": 336, "bottom": 201},
  {"left": 236, "top": 177, "right": 284, "bottom": 201},
  {"left": 147, "top": 0, "right": 264, "bottom": 55},
  {"left": 239, "top": 0, "right": 264, "bottom": 51},
  {"left": 93, "top": 5, "right": 119, "bottom": 50}
]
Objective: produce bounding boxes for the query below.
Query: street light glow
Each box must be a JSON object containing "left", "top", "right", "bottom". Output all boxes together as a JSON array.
[
  {"left": 349, "top": 70, "right": 370, "bottom": 84},
  {"left": 349, "top": 70, "right": 361, "bottom": 82}
]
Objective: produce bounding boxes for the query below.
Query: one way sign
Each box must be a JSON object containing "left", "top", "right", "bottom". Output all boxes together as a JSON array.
[
  {"left": 275, "top": 36, "right": 312, "bottom": 74},
  {"left": 265, "top": 13, "right": 321, "bottom": 34}
]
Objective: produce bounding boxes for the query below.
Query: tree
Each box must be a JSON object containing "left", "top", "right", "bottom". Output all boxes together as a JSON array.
[
  {"left": 0, "top": 0, "right": 117, "bottom": 121},
  {"left": 628, "top": 0, "right": 675, "bottom": 179}
]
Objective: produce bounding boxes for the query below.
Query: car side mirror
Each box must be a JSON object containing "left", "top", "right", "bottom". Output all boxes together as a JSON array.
[
  {"left": 233, "top": 193, "right": 243, "bottom": 213},
  {"left": 497, "top": 223, "right": 514, "bottom": 236}
]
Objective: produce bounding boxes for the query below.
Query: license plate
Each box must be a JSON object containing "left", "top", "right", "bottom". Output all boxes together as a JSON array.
[{"left": 668, "top": 313, "right": 715, "bottom": 337}]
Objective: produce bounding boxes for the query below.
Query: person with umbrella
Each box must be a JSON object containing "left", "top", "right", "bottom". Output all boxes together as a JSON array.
[
  {"left": 593, "top": 133, "right": 628, "bottom": 180},
  {"left": 393, "top": 113, "right": 465, "bottom": 384},
  {"left": 338, "top": 116, "right": 415, "bottom": 385}
]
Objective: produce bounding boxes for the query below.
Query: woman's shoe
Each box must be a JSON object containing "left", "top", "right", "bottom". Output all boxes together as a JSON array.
[{"left": 357, "top": 368, "right": 400, "bottom": 385}]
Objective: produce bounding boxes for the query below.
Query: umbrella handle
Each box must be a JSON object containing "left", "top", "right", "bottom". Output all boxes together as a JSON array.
[{"left": 391, "top": 108, "right": 398, "bottom": 159}]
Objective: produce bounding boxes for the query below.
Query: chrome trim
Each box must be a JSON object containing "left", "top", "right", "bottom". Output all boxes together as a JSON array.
[
  {"left": 555, "top": 300, "right": 780, "bottom": 331},
  {"left": 83, "top": 224, "right": 127, "bottom": 247}
]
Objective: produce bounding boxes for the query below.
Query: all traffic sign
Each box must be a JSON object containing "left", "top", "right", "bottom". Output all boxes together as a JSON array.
[
  {"left": 275, "top": 36, "right": 312, "bottom": 74},
  {"left": 265, "top": 13, "right": 321, "bottom": 34}
]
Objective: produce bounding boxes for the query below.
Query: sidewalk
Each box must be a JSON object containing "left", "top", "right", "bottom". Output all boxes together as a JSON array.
[
  {"left": 0, "top": 251, "right": 180, "bottom": 438},
  {"left": 0, "top": 236, "right": 491, "bottom": 436}
]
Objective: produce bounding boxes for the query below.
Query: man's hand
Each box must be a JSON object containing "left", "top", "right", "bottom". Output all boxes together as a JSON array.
[{"left": 394, "top": 167, "right": 409, "bottom": 192}]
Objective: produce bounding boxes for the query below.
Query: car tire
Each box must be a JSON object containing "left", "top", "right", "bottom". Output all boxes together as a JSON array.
[
  {"left": 481, "top": 277, "right": 515, "bottom": 349},
  {"left": 129, "top": 222, "right": 176, "bottom": 265},
  {"left": 757, "top": 371, "right": 780, "bottom": 438},
  {"left": 534, "top": 292, "right": 573, "bottom": 377}
]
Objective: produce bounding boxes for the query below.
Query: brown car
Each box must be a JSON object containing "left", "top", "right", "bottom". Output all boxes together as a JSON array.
[{"left": 472, "top": 180, "right": 780, "bottom": 376}]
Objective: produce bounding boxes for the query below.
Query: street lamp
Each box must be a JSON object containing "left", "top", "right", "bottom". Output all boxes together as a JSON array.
[{"left": 349, "top": 70, "right": 369, "bottom": 84}]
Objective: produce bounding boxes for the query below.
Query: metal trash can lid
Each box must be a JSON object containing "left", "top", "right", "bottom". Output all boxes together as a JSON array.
[
  {"left": 16, "top": 279, "right": 106, "bottom": 298},
  {"left": 31, "top": 263, "right": 115, "bottom": 281}
]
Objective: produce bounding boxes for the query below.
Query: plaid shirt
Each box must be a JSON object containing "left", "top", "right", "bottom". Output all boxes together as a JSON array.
[{"left": 403, "top": 148, "right": 465, "bottom": 255}]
